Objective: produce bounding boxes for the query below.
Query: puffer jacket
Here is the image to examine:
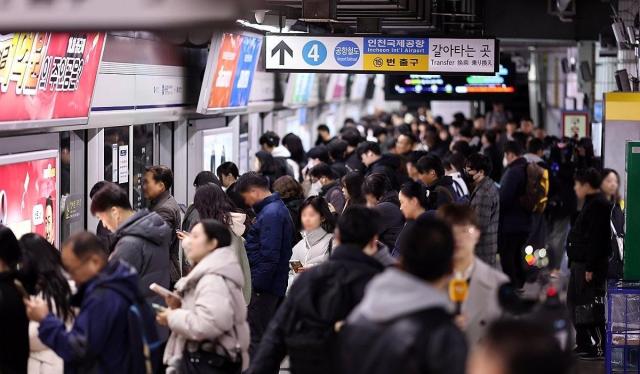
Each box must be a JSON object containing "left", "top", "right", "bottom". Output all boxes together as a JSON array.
[
  {"left": 164, "top": 246, "right": 250, "bottom": 371},
  {"left": 288, "top": 228, "right": 333, "bottom": 288},
  {"left": 374, "top": 192, "right": 405, "bottom": 251},
  {"left": 110, "top": 209, "right": 172, "bottom": 306}
]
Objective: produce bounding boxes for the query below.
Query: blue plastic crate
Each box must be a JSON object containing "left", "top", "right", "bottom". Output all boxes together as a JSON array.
[{"left": 606, "top": 280, "right": 640, "bottom": 373}]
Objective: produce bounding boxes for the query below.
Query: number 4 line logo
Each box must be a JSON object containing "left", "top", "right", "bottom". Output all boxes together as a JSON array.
[{"left": 302, "top": 40, "right": 327, "bottom": 66}]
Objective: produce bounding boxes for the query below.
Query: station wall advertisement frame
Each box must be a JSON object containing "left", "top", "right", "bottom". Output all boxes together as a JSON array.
[
  {"left": 0, "top": 32, "right": 106, "bottom": 128},
  {"left": 0, "top": 150, "right": 59, "bottom": 247},
  {"left": 197, "top": 32, "right": 263, "bottom": 115},
  {"left": 202, "top": 126, "right": 239, "bottom": 175}
]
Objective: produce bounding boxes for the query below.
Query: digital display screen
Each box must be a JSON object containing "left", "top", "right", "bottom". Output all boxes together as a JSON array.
[{"left": 385, "top": 63, "right": 516, "bottom": 100}]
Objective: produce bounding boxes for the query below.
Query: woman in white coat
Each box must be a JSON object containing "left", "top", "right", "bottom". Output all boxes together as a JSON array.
[
  {"left": 158, "top": 219, "right": 250, "bottom": 374},
  {"left": 19, "top": 234, "right": 74, "bottom": 374},
  {"left": 288, "top": 196, "right": 335, "bottom": 286}
]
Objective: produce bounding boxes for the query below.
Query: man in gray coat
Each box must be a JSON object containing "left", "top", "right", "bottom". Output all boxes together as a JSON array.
[
  {"left": 90, "top": 182, "right": 172, "bottom": 306},
  {"left": 465, "top": 154, "right": 500, "bottom": 268},
  {"left": 144, "top": 165, "right": 183, "bottom": 285}
]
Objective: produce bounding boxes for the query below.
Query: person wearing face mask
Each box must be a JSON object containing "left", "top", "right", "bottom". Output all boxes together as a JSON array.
[
  {"left": 498, "top": 141, "right": 531, "bottom": 288},
  {"left": 158, "top": 219, "right": 250, "bottom": 373},
  {"left": 91, "top": 183, "right": 172, "bottom": 307},
  {"left": 465, "top": 153, "right": 500, "bottom": 268},
  {"left": 309, "top": 163, "right": 345, "bottom": 214}
]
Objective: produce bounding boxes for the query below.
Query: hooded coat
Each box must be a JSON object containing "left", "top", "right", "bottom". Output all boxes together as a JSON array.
[
  {"left": 38, "top": 261, "right": 150, "bottom": 374},
  {"left": 164, "top": 246, "right": 250, "bottom": 371},
  {"left": 110, "top": 209, "right": 172, "bottom": 307},
  {"left": 340, "top": 268, "right": 467, "bottom": 374}
]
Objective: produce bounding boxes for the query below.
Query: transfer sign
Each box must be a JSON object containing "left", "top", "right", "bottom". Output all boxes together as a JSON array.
[{"left": 265, "top": 35, "right": 498, "bottom": 74}]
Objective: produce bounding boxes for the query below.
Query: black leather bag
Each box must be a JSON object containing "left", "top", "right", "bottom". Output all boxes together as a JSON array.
[
  {"left": 574, "top": 293, "right": 605, "bottom": 326},
  {"left": 181, "top": 345, "right": 241, "bottom": 374}
]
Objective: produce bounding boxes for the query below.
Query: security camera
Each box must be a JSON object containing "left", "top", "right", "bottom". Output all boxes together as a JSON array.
[{"left": 254, "top": 10, "right": 268, "bottom": 24}]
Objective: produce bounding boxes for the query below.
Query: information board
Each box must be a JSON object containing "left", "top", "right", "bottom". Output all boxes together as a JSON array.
[{"left": 265, "top": 35, "right": 498, "bottom": 74}]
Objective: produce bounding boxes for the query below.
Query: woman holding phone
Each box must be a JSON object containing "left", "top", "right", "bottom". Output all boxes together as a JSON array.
[
  {"left": 158, "top": 219, "right": 250, "bottom": 374},
  {"left": 288, "top": 196, "right": 335, "bottom": 287}
]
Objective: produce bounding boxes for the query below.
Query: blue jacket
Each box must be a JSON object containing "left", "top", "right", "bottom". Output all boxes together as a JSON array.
[
  {"left": 38, "top": 261, "right": 144, "bottom": 374},
  {"left": 245, "top": 193, "right": 294, "bottom": 297},
  {"left": 499, "top": 157, "right": 532, "bottom": 234}
]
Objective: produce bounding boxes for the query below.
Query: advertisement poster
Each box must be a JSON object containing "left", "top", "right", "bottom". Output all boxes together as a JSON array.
[
  {"left": 203, "top": 129, "right": 235, "bottom": 174},
  {"left": 0, "top": 151, "right": 58, "bottom": 245},
  {"left": 118, "top": 145, "right": 129, "bottom": 184},
  {"left": 562, "top": 112, "right": 589, "bottom": 139},
  {"left": 0, "top": 32, "right": 106, "bottom": 122},
  {"left": 208, "top": 34, "right": 242, "bottom": 109},
  {"left": 229, "top": 35, "right": 262, "bottom": 107}
]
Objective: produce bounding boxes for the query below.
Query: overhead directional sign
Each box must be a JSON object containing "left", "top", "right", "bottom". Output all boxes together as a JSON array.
[{"left": 265, "top": 35, "right": 499, "bottom": 74}]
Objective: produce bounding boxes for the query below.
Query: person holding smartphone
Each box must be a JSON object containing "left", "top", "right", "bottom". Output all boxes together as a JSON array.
[{"left": 157, "top": 219, "right": 249, "bottom": 374}]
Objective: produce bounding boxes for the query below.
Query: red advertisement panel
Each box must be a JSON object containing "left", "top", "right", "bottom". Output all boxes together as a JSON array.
[
  {"left": 0, "top": 32, "right": 105, "bottom": 122},
  {"left": 0, "top": 154, "right": 58, "bottom": 246},
  {"left": 208, "top": 33, "right": 242, "bottom": 109}
]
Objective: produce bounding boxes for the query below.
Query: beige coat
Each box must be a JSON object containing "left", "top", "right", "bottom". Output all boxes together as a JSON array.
[
  {"left": 164, "top": 245, "right": 250, "bottom": 370},
  {"left": 461, "top": 257, "right": 509, "bottom": 345},
  {"left": 28, "top": 295, "right": 64, "bottom": 374}
]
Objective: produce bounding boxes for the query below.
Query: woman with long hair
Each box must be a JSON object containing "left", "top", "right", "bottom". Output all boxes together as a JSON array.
[
  {"left": 601, "top": 168, "right": 625, "bottom": 279},
  {"left": 255, "top": 150, "right": 283, "bottom": 187},
  {"left": 159, "top": 219, "right": 250, "bottom": 373},
  {"left": 180, "top": 183, "right": 252, "bottom": 303},
  {"left": 392, "top": 181, "right": 431, "bottom": 257},
  {"left": 273, "top": 176, "right": 305, "bottom": 244},
  {"left": 340, "top": 171, "right": 366, "bottom": 213},
  {"left": 289, "top": 196, "right": 335, "bottom": 286},
  {"left": 0, "top": 225, "right": 29, "bottom": 373},
  {"left": 20, "top": 233, "right": 73, "bottom": 373},
  {"left": 282, "top": 133, "right": 307, "bottom": 173}
]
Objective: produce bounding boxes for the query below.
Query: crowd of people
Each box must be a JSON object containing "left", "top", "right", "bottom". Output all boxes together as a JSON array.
[{"left": 0, "top": 102, "right": 625, "bottom": 373}]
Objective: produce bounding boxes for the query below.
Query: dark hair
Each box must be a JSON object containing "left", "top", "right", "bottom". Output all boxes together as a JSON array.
[
  {"left": 273, "top": 175, "right": 304, "bottom": 200},
  {"left": 63, "top": 231, "right": 108, "bottom": 262},
  {"left": 198, "top": 219, "right": 232, "bottom": 248},
  {"left": 407, "top": 150, "right": 429, "bottom": 165},
  {"left": 574, "top": 167, "right": 602, "bottom": 189},
  {"left": 317, "top": 124, "right": 330, "bottom": 133},
  {"left": 90, "top": 183, "right": 132, "bottom": 215},
  {"left": 483, "top": 129, "right": 497, "bottom": 145},
  {"left": 327, "top": 139, "right": 348, "bottom": 162},
  {"left": 193, "top": 171, "right": 221, "bottom": 188},
  {"left": 19, "top": 234, "right": 73, "bottom": 322},
  {"left": 466, "top": 153, "right": 493, "bottom": 176},
  {"left": 337, "top": 206, "right": 380, "bottom": 247},
  {"left": 443, "top": 152, "right": 466, "bottom": 173},
  {"left": 90, "top": 181, "right": 111, "bottom": 199},
  {"left": 0, "top": 225, "right": 21, "bottom": 269},
  {"left": 194, "top": 184, "right": 235, "bottom": 227},
  {"left": 362, "top": 173, "right": 392, "bottom": 201},
  {"left": 400, "top": 181, "right": 430, "bottom": 210},
  {"left": 341, "top": 172, "right": 366, "bottom": 206},
  {"left": 398, "top": 132, "right": 417, "bottom": 145},
  {"left": 145, "top": 165, "right": 173, "bottom": 190},
  {"left": 436, "top": 204, "right": 479, "bottom": 228},
  {"left": 482, "top": 319, "right": 572, "bottom": 374},
  {"left": 309, "top": 163, "right": 336, "bottom": 180},
  {"left": 259, "top": 131, "right": 280, "bottom": 148},
  {"left": 235, "top": 171, "right": 270, "bottom": 193},
  {"left": 216, "top": 162, "right": 239, "bottom": 180},
  {"left": 601, "top": 168, "right": 621, "bottom": 204},
  {"left": 282, "top": 133, "right": 306, "bottom": 164},
  {"left": 307, "top": 145, "right": 330, "bottom": 163},
  {"left": 399, "top": 215, "right": 454, "bottom": 281},
  {"left": 451, "top": 140, "right": 471, "bottom": 157},
  {"left": 255, "top": 150, "right": 279, "bottom": 176},
  {"left": 512, "top": 132, "right": 528, "bottom": 150},
  {"left": 357, "top": 141, "right": 381, "bottom": 157},
  {"left": 528, "top": 138, "right": 544, "bottom": 154},
  {"left": 416, "top": 155, "right": 445, "bottom": 178},
  {"left": 372, "top": 126, "right": 387, "bottom": 138},
  {"left": 300, "top": 196, "right": 336, "bottom": 233},
  {"left": 504, "top": 140, "right": 524, "bottom": 157},
  {"left": 341, "top": 127, "right": 362, "bottom": 147}
]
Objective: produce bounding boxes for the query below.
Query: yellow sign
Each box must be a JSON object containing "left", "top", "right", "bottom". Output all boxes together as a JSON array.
[{"left": 363, "top": 54, "right": 429, "bottom": 72}]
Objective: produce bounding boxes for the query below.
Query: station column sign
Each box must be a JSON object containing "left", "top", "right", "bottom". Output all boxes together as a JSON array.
[{"left": 266, "top": 35, "right": 498, "bottom": 74}]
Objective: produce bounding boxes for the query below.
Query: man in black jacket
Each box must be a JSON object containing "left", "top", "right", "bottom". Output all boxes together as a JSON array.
[
  {"left": 249, "top": 206, "right": 385, "bottom": 374},
  {"left": 416, "top": 155, "right": 458, "bottom": 209},
  {"left": 310, "top": 163, "right": 345, "bottom": 214},
  {"left": 358, "top": 141, "right": 406, "bottom": 190},
  {"left": 567, "top": 168, "right": 612, "bottom": 360},
  {"left": 339, "top": 215, "right": 467, "bottom": 374},
  {"left": 498, "top": 141, "right": 531, "bottom": 288}
]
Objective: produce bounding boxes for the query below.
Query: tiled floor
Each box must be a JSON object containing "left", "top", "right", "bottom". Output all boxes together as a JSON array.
[{"left": 575, "top": 359, "right": 605, "bottom": 374}]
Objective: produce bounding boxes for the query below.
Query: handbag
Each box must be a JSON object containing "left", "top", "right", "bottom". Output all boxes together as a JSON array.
[
  {"left": 608, "top": 206, "right": 625, "bottom": 279},
  {"left": 181, "top": 343, "right": 241, "bottom": 374},
  {"left": 574, "top": 288, "right": 606, "bottom": 326}
]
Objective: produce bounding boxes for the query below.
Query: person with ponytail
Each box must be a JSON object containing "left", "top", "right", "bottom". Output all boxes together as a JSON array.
[{"left": 392, "top": 181, "right": 432, "bottom": 257}]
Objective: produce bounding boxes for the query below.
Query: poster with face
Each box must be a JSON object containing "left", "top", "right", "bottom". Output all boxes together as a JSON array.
[
  {"left": 562, "top": 112, "right": 589, "bottom": 139},
  {"left": 0, "top": 151, "right": 58, "bottom": 246}
]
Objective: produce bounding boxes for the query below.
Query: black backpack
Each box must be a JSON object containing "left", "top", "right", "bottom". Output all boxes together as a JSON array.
[{"left": 99, "top": 284, "right": 163, "bottom": 374}]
